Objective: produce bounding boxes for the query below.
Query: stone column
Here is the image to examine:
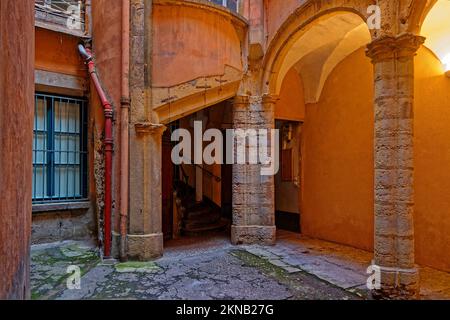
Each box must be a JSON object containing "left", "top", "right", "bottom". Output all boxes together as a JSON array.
[
  {"left": 366, "top": 34, "right": 425, "bottom": 298},
  {"left": 231, "top": 95, "right": 277, "bottom": 245},
  {"left": 128, "top": 123, "right": 166, "bottom": 260},
  {"left": 127, "top": 0, "right": 165, "bottom": 260}
]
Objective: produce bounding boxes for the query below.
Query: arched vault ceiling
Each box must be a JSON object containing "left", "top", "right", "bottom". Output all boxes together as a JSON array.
[
  {"left": 276, "top": 13, "right": 371, "bottom": 103},
  {"left": 421, "top": 0, "right": 450, "bottom": 69}
]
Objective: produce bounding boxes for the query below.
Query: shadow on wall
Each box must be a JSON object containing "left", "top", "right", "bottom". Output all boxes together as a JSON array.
[
  {"left": 301, "top": 47, "right": 375, "bottom": 252},
  {"left": 414, "top": 46, "right": 450, "bottom": 272}
]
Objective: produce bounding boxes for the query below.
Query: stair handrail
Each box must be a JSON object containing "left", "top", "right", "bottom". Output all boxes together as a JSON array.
[
  {"left": 194, "top": 164, "right": 222, "bottom": 182},
  {"left": 178, "top": 164, "right": 190, "bottom": 186}
]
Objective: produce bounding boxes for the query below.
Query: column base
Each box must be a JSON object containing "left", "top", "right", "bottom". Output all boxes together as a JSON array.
[
  {"left": 127, "top": 233, "right": 163, "bottom": 261},
  {"left": 231, "top": 225, "right": 276, "bottom": 245},
  {"left": 111, "top": 231, "right": 121, "bottom": 259},
  {"left": 372, "top": 267, "right": 420, "bottom": 300}
]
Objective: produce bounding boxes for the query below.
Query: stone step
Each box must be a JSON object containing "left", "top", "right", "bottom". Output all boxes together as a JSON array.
[
  {"left": 182, "top": 218, "right": 229, "bottom": 237},
  {"left": 181, "top": 199, "right": 204, "bottom": 211},
  {"left": 185, "top": 206, "right": 213, "bottom": 219},
  {"left": 184, "top": 211, "right": 222, "bottom": 228}
]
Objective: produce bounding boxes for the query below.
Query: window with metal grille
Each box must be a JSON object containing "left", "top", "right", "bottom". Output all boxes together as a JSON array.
[{"left": 33, "top": 94, "right": 88, "bottom": 203}]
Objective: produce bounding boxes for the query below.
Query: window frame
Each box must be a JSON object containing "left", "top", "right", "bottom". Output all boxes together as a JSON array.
[
  {"left": 33, "top": 92, "right": 89, "bottom": 204},
  {"left": 35, "top": 0, "right": 86, "bottom": 33},
  {"left": 208, "top": 0, "right": 240, "bottom": 13}
]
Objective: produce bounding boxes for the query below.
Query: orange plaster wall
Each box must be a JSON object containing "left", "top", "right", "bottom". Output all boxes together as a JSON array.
[
  {"left": 300, "top": 45, "right": 450, "bottom": 271},
  {"left": 91, "top": 0, "right": 122, "bottom": 232},
  {"left": 152, "top": 4, "right": 243, "bottom": 87},
  {"left": 35, "top": 28, "right": 85, "bottom": 77},
  {"left": 265, "top": 0, "right": 306, "bottom": 45},
  {"left": 0, "top": 0, "right": 34, "bottom": 299},
  {"left": 92, "top": 0, "right": 121, "bottom": 110},
  {"left": 414, "top": 46, "right": 450, "bottom": 272},
  {"left": 301, "top": 47, "right": 374, "bottom": 251},
  {"left": 275, "top": 68, "right": 305, "bottom": 121}
]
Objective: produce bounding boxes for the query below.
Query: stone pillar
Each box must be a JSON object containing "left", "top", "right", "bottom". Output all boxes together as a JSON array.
[
  {"left": 366, "top": 34, "right": 425, "bottom": 298},
  {"left": 231, "top": 95, "right": 277, "bottom": 245},
  {"left": 128, "top": 123, "right": 166, "bottom": 260},
  {"left": 127, "top": 0, "right": 165, "bottom": 260}
]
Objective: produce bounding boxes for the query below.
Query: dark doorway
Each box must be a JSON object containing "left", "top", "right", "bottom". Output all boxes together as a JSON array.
[
  {"left": 162, "top": 128, "right": 174, "bottom": 240},
  {"left": 221, "top": 129, "right": 232, "bottom": 219},
  {"left": 221, "top": 164, "right": 232, "bottom": 219},
  {"left": 274, "top": 120, "right": 302, "bottom": 234}
]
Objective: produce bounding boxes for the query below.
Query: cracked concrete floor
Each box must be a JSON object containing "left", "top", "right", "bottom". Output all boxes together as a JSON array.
[
  {"left": 30, "top": 234, "right": 360, "bottom": 300},
  {"left": 31, "top": 231, "right": 450, "bottom": 300}
]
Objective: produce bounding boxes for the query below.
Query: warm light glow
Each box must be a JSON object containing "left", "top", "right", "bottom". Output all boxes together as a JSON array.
[
  {"left": 443, "top": 54, "right": 450, "bottom": 72},
  {"left": 421, "top": 0, "right": 450, "bottom": 76}
]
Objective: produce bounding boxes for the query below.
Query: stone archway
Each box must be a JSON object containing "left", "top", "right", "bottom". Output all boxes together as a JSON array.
[
  {"left": 230, "top": 4, "right": 374, "bottom": 247},
  {"left": 258, "top": 9, "right": 375, "bottom": 250},
  {"left": 229, "top": 0, "right": 447, "bottom": 299},
  {"left": 258, "top": 9, "right": 375, "bottom": 245},
  {"left": 261, "top": 1, "right": 374, "bottom": 95},
  {"left": 264, "top": 12, "right": 372, "bottom": 101},
  {"left": 399, "top": 0, "right": 438, "bottom": 36},
  {"left": 418, "top": 0, "right": 450, "bottom": 68},
  {"left": 257, "top": 1, "right": 425, "bottom": 299}
]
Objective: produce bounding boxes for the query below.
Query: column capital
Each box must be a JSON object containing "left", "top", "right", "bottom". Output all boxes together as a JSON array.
[
  {"left": 262, "top": 94, "right": 279, "bottom": 105},
  {"left": 134, "top": 122, "right": 167, "bottom": 136},
  {"left": 233, "top": 95, "right": 250, "bottom": 106},
  {"left": 233, "top": 94, "right": 279, "bottom": 106},
  {"left": 366, "top": 34, "right": 425, "bottom": 63}
]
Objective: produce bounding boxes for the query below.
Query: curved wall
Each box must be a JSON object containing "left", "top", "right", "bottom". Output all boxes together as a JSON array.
[
  {"left": 275, "top": 68, "right": 305, "bottom": 121},
  {"left": 153, "top": 2, "right": 243, "bottom": 88}
]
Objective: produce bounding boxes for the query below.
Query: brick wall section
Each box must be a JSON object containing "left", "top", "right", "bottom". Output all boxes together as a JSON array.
[{"left": 0, "top": 0, "right": 34, "bottom": 299}]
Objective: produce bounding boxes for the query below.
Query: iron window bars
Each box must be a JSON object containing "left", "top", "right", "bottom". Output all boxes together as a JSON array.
[{"left": 33, "top": 93, "right": 88, "bottom": 203}]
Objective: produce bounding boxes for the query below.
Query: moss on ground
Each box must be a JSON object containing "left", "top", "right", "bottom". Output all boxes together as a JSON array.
[
  {"left": 115, "top": 261, "right": 161, "bottom": 273},
  {"left": 31, "top": 244, "right": 100, "bottom": 300},
  {"left": 231, "top": 249, "right": 363, "bottom": 300}
]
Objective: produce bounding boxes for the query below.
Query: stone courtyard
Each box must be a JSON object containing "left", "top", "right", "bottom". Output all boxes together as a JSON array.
[{"left": 31, "top": 231, "right": 450, "bottom": 300}]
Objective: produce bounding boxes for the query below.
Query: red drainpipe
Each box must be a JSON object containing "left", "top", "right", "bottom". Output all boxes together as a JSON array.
[{"left": 78, "top": 44, "right": 113, "bottom": 258}]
